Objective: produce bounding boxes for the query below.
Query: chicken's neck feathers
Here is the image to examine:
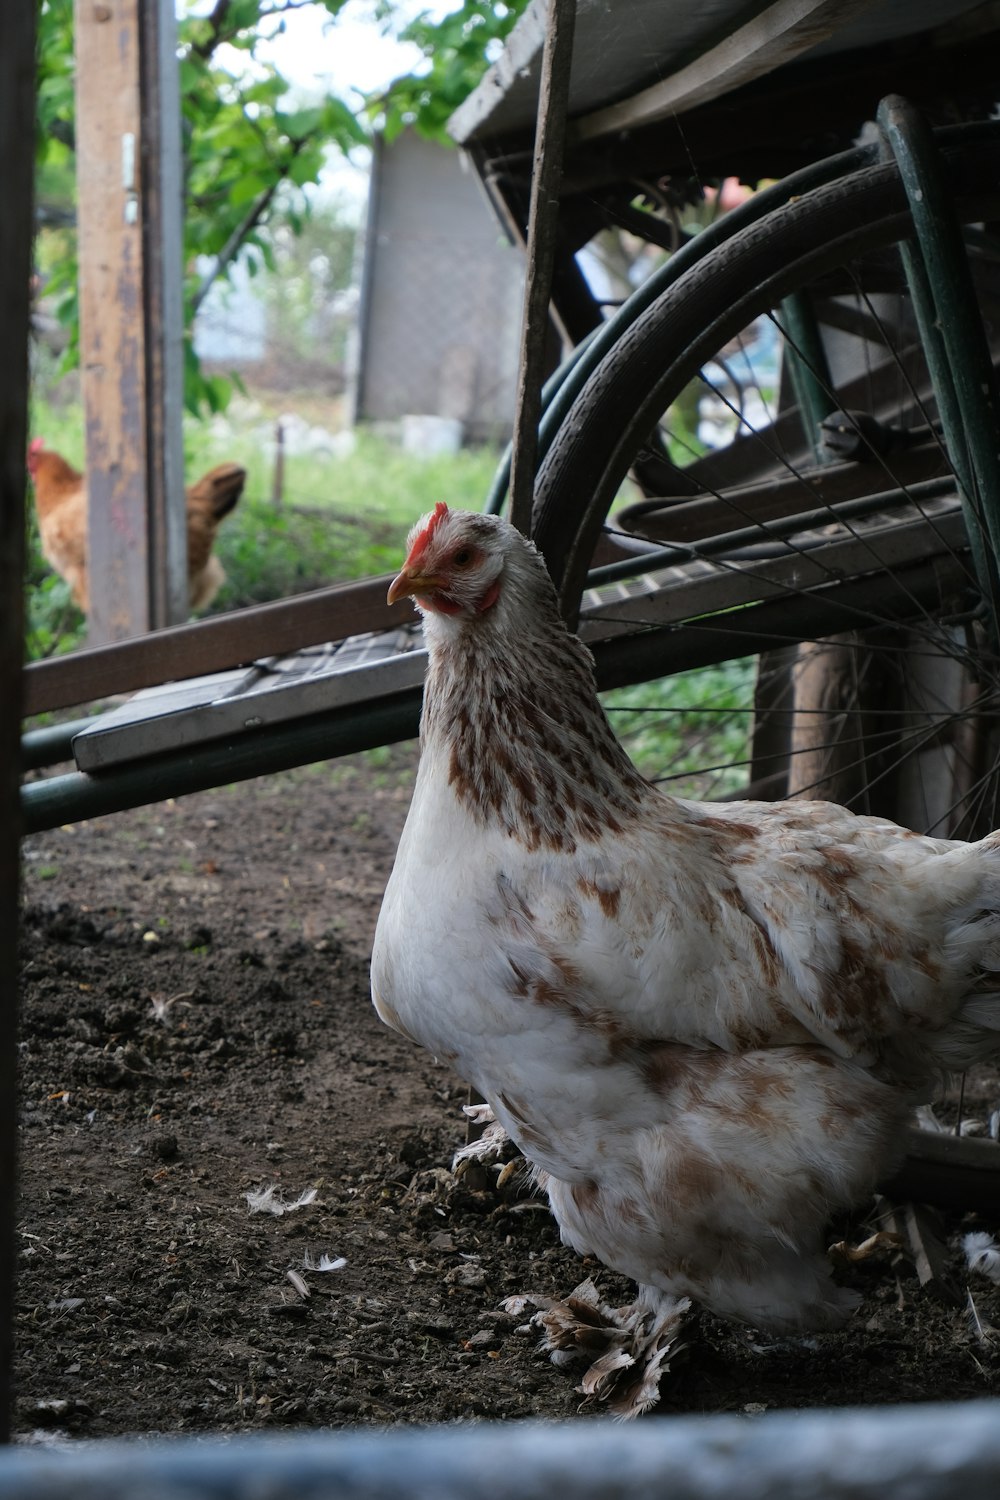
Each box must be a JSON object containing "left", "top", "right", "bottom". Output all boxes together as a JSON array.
[{"left": 419, "top": 551, "right": 650, "bottom": 852}]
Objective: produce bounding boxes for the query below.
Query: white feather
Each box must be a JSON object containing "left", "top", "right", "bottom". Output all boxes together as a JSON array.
[{"left": 963, "top": 1231, "right": 1000, "bottom": 1284}]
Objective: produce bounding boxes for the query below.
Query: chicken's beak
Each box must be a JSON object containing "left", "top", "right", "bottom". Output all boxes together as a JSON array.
[{"left": 387, "top": 568, "right": 445, "bottom": 605}]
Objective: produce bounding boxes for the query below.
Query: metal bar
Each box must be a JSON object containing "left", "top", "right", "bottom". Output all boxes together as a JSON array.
[
  {"left": 588, "top": 553, "right": 968, "bottom": 691},
  {"left": 587, "top": 479, "right": 959, "bottom": 590},
  {"left": 23, "top": 573, "right": 399, "bottom": 717},
  {"left": 622, "top": 461, "right": 951, "bottom": 546},
  {"left": 0, "top": 2, "right": 35, "bottom": 1444},
  {"left": 1, "top": 1402, "right": 1000, "bottom": 1498},
  {"left": 139, "top": 0, "right": 188, "bottom": 626},
  {"left": 877, "top": 96, "right": 1000, "bottom": 620},
  {"left": 508, "top": 0, "right": 577, "bottom": 537},
  {"left": 878, "top": 154, "right": 990, "bottom": 597},
  {"left": 20, "top": 691, "right": 422, "bottom": 836},
  {"left": 20, "top": 720, "right": 98, "bottom": 772},
  {"left": 777, "top": 291, "right": 838, "bottom": 462},
  {"left": 585, "top": 508, "right": 968, "bottom": 643}
]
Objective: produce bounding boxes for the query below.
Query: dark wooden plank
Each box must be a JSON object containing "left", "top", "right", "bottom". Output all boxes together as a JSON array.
[
  {"left": 24, "top": 573, "right": 400, "bottom": 716},
  {"left": 882, "top": 1128, "right": 1000, "bottom": 1216},
  {"left": 0, "top": 1, "right": 36, "bottom": 1441}
]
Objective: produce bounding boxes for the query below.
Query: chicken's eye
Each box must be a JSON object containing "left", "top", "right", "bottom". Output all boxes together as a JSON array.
[{"left": 453, "top": 547, "right": 475, "bottom": 568}]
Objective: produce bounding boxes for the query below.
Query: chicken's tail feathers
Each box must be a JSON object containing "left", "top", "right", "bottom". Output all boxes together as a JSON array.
[
  {"left": 929, "top": 991, "right": 1000, "bottom": 1074},
  {"left": 190, "top": 462, "right": 246, "bottom": 520},
  {"left": 208, "top": 462, "right": 246, "bottom": 519}
]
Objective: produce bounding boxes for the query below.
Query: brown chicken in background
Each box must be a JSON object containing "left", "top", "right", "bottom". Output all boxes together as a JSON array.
[{"left": 26, "top": 439, "right": 246, "bottom": 614}]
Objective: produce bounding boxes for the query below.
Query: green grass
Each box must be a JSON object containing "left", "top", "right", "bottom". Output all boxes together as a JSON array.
[
  {"left": 602, "top": 658, "right": 756, "bottom": 796},
  {"left": 208, "top": 430, "right": 504, "bottom": 606}
]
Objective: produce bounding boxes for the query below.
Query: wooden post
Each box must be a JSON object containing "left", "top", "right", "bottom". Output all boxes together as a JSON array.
[
  {"left": 0, "top": 2, "right": 36, "bottom": 1442},
  {"left": 74, "top": 0, "right": 187, "bottom": 643},
  {"left": 272, "top": 421, "right": 285, "bottom": 509},
  {"left": 508, "top": 0, "right": 577, "bottom": 539}
]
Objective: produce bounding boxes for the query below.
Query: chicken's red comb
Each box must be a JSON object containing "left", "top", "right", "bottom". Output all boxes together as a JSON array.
[
  {"left": 26, "top": 437, "right": 45, "bottom": 475},
  {"left": 408, "top": 501, "right": 449, "bottom": 564}
]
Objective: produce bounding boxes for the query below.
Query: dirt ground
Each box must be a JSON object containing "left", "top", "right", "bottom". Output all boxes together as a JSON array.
[{"left": 15, "top": 747, "right": 1000, "bottom": 1440}]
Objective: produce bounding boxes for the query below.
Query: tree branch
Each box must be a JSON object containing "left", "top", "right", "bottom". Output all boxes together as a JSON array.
[
  {"left": 188, "top": 0, "right": 234, "bottom": 60},
  {"left": 189, "top": 134, "right": 309, "bottom": 316},
  {"left": 48, "top": 117, "right": 76, "bottom": 152},
  {"left": 188, "top": 0, "right": 322, "bottom": 60}
]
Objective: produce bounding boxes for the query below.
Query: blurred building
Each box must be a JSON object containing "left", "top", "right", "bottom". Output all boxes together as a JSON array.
[{"left": 350, "top": 129, "right": 525, "bottom": 446}]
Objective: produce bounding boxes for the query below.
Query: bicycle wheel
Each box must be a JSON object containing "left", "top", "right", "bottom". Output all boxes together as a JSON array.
[{"left": 532, "top": 133, "right": 1000, "bottom": 840}]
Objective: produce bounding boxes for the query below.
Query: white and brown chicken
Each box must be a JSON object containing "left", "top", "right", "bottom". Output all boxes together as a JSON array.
[{"left": 371, "top": 503, "right": 1000, "bottom": 1414}]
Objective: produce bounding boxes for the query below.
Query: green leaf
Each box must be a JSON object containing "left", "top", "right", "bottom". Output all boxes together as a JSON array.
[{"left": 227, "top": 173, "right": 270, "bottom": 209}]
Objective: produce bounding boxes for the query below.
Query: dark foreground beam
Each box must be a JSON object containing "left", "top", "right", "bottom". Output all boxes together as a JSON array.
[{"left": 0, "top": 0, "right": 36, "bottom": 1445}]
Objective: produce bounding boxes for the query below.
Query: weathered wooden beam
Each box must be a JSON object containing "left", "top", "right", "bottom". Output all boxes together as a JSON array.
[
  {"left": 0, "top": 1, "right": 36, "bottom": 1442},
  {"left": 74, "top": 0, "right": 186, "bottom": 642},
  {"left": 885, "top": 1128, "right": 1000, "bottom": 1215}
]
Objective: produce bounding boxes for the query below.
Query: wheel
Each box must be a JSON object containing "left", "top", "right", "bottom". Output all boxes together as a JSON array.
[
  {"left": 532, "top": 133, "right": 1000, "bottom": 841},
  {"left": 533, "top": 132, "right": 1000, "bottom": 1189}
]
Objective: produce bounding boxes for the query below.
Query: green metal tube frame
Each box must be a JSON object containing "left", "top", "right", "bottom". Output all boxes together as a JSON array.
[
  {"left": 775, "top": 291, "right": 839, "bottom": 464},
  {"left": 877, "top": 95, "right": 1000, "bottom": 623}
]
